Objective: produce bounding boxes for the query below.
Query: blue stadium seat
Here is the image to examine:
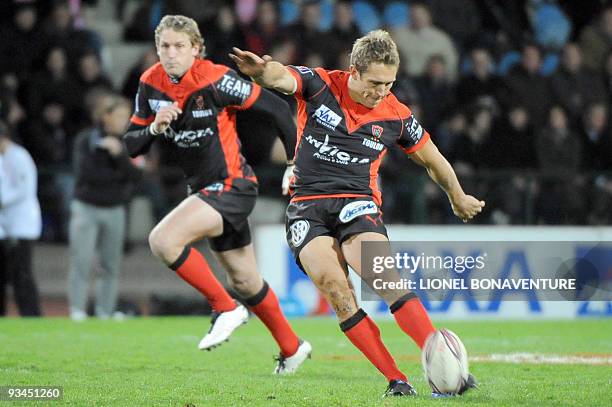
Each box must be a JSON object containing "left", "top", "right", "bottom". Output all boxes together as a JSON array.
[
  {"left": 533, "top": 4, "right": 571, "bottom": 51},
  {"left": 280, "top": 0, "right": 299, "bottom": 26},
  {"left": 352, "top": 0, "right": 381, "bottom": 35},
  {"left": 497, "top": 51, "right": 521, "bottom": 75},
  {"left": 383, "top": 1, "right": 410, "bottom": 29},
  {"left": 540, "top": 53, "right": 560, "bottom": 76},
  {"left": 319, "top": 0, "right": 334, "bottom": 31}
]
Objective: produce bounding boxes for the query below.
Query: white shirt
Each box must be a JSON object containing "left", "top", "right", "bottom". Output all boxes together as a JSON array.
[
  {"left": 392, "top": 25, "right": 459, "bottom": 81},
  {"left": 0, "top": 141, "right": 42, "bottom": 239}
]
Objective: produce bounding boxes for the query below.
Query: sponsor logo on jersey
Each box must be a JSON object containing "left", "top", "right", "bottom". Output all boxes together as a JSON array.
[
  {"left": 372, "top": 125, "right": 384, "bottom": 138},
  {"left": 339, "top": 201, "right": 378, "bottom": 223},
  {"left": 289, "top": 220, "right": 310, "bottom": 247},
  {"left": 362, "top": 138, "right": 384, "bottom": 151},
  {"left": 192, "top": 109, "right": 213, "bottom": 118},
  {"left": 217, "top": 75, "right": 252, "bottom": 101},
  {"left": 195, "top": 95, "right": 205, "bottom": 109},
  {"left": 204, "top": 182, "right": 224, "bottom": 192},
  {"left": 305, "top": 134, "right": 370, "bottom": 164},
  {"left": 313, "top": 105, "right": 342, "bottom": 130},
  {"left": 405, "top": 116, "right": 424, "bottom": 144},
  {"left": 165, "top": 128, "right": 214, "bottom": 147},
  {"left": 148, "top": 99, "right": 173, "bottom": 112},
  {"left": 295, "top": 66, "right": 314, "bottom": 75}
]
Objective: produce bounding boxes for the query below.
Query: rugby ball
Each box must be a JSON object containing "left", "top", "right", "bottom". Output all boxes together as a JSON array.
[{"left": 421, "top": 329, "right": 469, "bottom": 395}]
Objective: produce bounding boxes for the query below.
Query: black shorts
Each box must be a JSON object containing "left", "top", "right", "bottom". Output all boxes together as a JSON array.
[
  {"left": 285, "top": 196, "right": 388, "bottom": 271},
  {"left": 196, "top": 178, "right": 258, "bottom": 251}
]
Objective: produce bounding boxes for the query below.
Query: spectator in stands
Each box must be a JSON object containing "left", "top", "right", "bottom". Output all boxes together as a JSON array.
[
  {"left": 77, "top": 51, "right": 114, "bottom": 92},
  {"left": 43, "top": 0, "right": 102, "bottom": 62},
  {"left": 549, "top": 43, "right": 606, "bottom": 125},
  {"left": 22, "top": 99, "right": 73, "bottom": 241},
  {"left": 242, "top": 0, "right": 285, "bottom": 57},
  {"left": 121, "top": 47, "right": 158, "bottom": 100},
  {"left": 429, "top": 0, "right": 482, "bottom": 50},
  {"left": 286, "top": 0, "right": 333, "bottom": 66},
  {"left": 455, "top": 47, "right": 501, "bottom": 109},
  {"left": 73, "top": 51, "right": 114, "bottom": 131},
  {"left": 25, "top": 46, "right": 81, "bottom": 134},
  {"left": 447, "top": 105, "right": 494, "bottom": 170},
  {"left": 536, "top": 105, "right": 586, "bottom": 224},
  {"left": 68, "top": 94, "right": 138, "bottom": 321},
  {"left": 414, "top": 54, "right": 455, "bottom": 131},
  {"left": 578, "top": 5, "right": 612, "bottom": 74},
  {"left": 579, "top": 103, "right": 612, "bottom": 172},
  {"left": 202, "top": 5, "right": 245, "bottom": 67},
  {"left": 0, "top": 3, "right": 46, "bottom": 79},
  {"left": 433, "top": 109, "right": 468, "bottom": 155},
  {"left": 268, "top": 37, "right": 299, "bottom": 66},
  {"left": 492, "top": 105, "right": 536, "bottom": 169},
  {"left": 327, "top": 0, "right": 360, "bottom": 58},
  {"left": 392, "top": 2, "right": 459, "bottom": 81},
  {"left": 123, "top": 0, "right": 166, "bottom": 42},
  {"left": 0, "top": 83, "right": 26, "bottom": 138},
  {"left": 0, "top": 120, "right": 42, "bottom": 316},
  {"left": 536, "top": 105, "right": 582, "bottom": 172},
  {"left": 500, "top": 43, "right": 552, "bottom": 129}
]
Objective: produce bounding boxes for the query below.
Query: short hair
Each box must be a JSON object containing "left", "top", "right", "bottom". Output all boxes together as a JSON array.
[
  {"left": 88, "top": 90, "right": 131, "bottom": 123},
  {"left": 155, "top": 15, "right": 205, "bottom": 56},
  {"left": 349, "top": 30, "right": 400, "bottom": 74}
]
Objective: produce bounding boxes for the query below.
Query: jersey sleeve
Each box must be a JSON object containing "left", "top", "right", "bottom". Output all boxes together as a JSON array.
[
  {"left": 214, "top": 69, "right": 262, "bottom": 110},
  {"left": 286, "top": 66, "right": 326, "bottom": 100},
  {"left": 130, "top": 81, "right": 155, "bottom": 126},
  {"left": 397, "top": 114, "right": 431, "bottom": 154}
]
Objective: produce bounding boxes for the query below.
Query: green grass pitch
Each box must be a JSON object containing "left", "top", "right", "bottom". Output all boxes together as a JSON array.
[{"left": 1, "top": 318, "right": 610, "bottom": 406}]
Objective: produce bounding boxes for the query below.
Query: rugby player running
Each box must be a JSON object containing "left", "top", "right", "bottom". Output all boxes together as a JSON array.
[
  {"left": 124, "top": 15, "right": 310, "bottom": 374},
  {"left": 230, "top": 30, "right": 484, "bottom": 396}
]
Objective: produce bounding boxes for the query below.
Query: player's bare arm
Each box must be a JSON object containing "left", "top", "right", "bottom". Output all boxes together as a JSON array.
[
  {"left": 229, "top": 47, "right": 297, "bottom": 95},
  {"left": 150, "top": 102, "right": 182, "bottom": 134},
  {"left": 409, "top": 139, "right": 485, "bottom": 222}
]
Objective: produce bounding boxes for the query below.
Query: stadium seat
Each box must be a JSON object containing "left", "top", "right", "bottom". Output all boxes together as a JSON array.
[
  {"left": 352, "top": 0, "right": 381, "bottom": 35},
  {"left": 533, "top": 4, "right": 571, "bottom": 51},
  {"left": 319, "top": 0, "right": 334, "bottom": 31},
  {"left": 540, "top": 52, "right": 560, "bottom": 76},
  {"left": 497, "top": 50, "right": 521, "bottom": 75},
  {"left": 280, "top": 0, "right": 299, "bottom": 26},
  {"left": 383, "top": 1, "right": 410, "bottom": 29}
]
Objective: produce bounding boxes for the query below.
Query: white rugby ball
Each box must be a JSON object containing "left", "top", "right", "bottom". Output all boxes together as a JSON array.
[{"left": 421, "top": 329, "right": 469, "bottom": 395}]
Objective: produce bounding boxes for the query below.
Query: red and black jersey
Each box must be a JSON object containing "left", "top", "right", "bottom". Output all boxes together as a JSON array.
[
  {"left": 125, "top": 59, "right": 262, "bottom": 192},
  {"left": 287, "top": 66, "right": 430, "bottom": 206}
]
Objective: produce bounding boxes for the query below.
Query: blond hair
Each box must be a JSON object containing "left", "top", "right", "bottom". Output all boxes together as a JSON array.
[
  {"left": 154, "top": 15, "right": 205, "bottom": 56},
  {"left": 350, "top": 30, "right": 399, "bottom": 74}
]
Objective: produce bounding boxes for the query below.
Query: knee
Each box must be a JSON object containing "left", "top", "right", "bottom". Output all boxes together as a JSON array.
[
  {"left": 148, "top": 226, "right": 175, "bottom": 263},
  {"left": 228, "top": 271, "right": 261, "bottom": 297}
]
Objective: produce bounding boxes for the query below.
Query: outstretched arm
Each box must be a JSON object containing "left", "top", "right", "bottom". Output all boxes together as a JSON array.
[
  {"left": 409, "top": 140, "right": 485, "bottom": 222},
  {"left": 229, "top": 47, "right": 297, "bottom": 94}
]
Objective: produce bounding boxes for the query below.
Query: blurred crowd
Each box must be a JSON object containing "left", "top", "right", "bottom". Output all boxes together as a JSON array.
[{"left": 1, "top": 0, "right": 612, "bottom": 244}]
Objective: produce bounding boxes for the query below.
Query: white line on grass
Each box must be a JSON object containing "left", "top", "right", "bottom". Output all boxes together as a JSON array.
[{"left": 471, "top": 353, "right": 612, "bottom": 365}]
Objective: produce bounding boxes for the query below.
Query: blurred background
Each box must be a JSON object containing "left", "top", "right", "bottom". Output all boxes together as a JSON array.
[{"left": 1, "top": 0, "right": 611, "bottom": 318}]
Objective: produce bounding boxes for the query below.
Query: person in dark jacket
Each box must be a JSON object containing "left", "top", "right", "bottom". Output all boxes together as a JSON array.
[{"left": 67, "top": 94, "right": 138, "bottom": 321}]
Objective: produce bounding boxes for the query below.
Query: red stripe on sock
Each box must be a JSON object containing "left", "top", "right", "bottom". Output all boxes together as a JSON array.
[
  {"left": 344, "top": 315, "right": 407, "bottom": 382},
  {"left": 174, "top": 248, "right": 236, "bottom": 312},
  {"left": 393, "top": 298, "right": 435, "bottom": 349},
  {"left": 249, "top": 287, "right": 299, "bottom": 357}
]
